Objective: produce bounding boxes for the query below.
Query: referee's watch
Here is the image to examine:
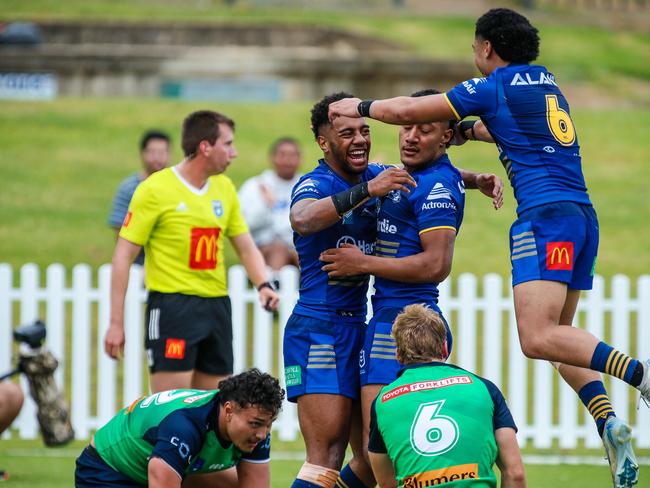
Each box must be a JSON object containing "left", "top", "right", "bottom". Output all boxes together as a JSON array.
[{"left": 257, "top": 281, "right": 275, "bottom": 292}]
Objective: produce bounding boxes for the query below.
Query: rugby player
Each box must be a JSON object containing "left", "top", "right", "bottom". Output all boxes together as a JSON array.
[
  {"left": 368, "top": 304, "right": 525, "bottom": 488},
  {"left": 320, "top": 88, "right": 503, "bottom": 487},
  {"left": 328, "top": 9, "right": 648, "bottom": 487},
  {"left": 74, "top": 369, "right": 284, "bottom": 488},
  {"left": 285, "top": 92, "right": 419, "bottom": 488}
]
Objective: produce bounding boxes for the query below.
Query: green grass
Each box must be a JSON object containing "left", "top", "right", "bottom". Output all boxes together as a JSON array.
[
  {"left": 2, "top": 1, "right": 650, "bottom": 97},
  {"left": 1, "top": 438, "right": 649, "bottom": 487},
  {"left": 1, "top": 98, "right": 649, "bottom": 277}
]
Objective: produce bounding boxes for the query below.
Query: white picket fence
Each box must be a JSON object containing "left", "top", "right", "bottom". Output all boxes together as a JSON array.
[{"left": 1, "top": 263, "right": 649, "bottom": 448}]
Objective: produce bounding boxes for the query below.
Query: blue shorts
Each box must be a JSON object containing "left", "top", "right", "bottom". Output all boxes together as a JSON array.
[
  {"left": 510, "top": 202, "right": 599, "bottom": 290},
  {"left": 360, "top": 306, "right": 452, "bottom": 387},
  {"left": 283, "top": 313, "right": 366, "bottom": 402},
  {"left": 75, "top": 446, "right": 143, "bottom": 487}
]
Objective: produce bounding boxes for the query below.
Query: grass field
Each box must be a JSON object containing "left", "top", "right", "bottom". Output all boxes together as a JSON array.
[
  {"left": 1, "top": 439, "right": 649, "bottom": 487},
  {"left": 1, "top": 99, "right": 649, "bottom": 277}
]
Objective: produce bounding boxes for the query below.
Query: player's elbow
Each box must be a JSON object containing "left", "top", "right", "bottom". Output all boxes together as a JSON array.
[
  {"left": 290, "top": 213, "right": 312, "bottom": 236},
  {"left": 501, "top": 465, "right": 526, "bottom": 487},
  {"left": 421, "top": 259, "right": 451, "bottom": 283}
]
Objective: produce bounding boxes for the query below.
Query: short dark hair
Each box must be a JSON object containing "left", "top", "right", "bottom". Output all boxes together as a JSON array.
[
  {"left": 181, "top": 110, "right": 235, "bottom": 158},
  {"left": 310, "top": 92, "right": 355, "bottom": 140},
  {"left": 140, "top": 130, "right": 170, "bottom": 151},
  {"left": 270, "top": 137, "right": 300, "bottom": 156},
  {"left": 475, "top": 8, "right": 540, "bottom": 64},
  {"left": 218, "top": 368, "right": 285, "bottom": 416},
  {"left": 410, "top": 89, "right": 456, "bottom": 130}
]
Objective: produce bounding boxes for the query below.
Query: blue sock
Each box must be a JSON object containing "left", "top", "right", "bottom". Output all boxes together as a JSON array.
[
  {"left": 291, "top": 480, "right": 320, "bottom": 488},
  {"left": 590, "top": 341, "right": 642, "bottom": 386},
  {"left": 337, "top": 464, "right": 368, "bottom": 488},
  {"left": 578, "top": 380, "right": 615, "bottom": 437}
]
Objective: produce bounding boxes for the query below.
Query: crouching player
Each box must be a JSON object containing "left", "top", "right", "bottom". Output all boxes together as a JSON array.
[
  {"left": 369, "top": 305, "right": 525, "bottom": 488},
  {"left": 75, "top": 369, "right": 284, "bottom": 488}
]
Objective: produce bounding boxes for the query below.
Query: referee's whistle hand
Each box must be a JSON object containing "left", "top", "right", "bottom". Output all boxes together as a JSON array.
[
  {"left": 104, "top": 324, "right": 125, "bottom": 360},
  {"left": 259, "top": 288, "right": 279, "bottom": 312}
]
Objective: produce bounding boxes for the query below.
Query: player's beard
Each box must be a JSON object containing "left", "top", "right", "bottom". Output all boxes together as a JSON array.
[{"left": 329, "top": 140, "right": 369, "bottom": 177}]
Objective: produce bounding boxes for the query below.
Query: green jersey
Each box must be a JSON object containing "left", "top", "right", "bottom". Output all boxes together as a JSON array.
[
  {"left": 94, "top": 389, "right": 271, "bottom": 485},
  {"left": 369, "top": 362, "right": 516, "bottom": 488}
]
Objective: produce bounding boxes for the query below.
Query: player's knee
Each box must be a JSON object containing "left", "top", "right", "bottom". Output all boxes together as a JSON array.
[
  {"left": 519, "top": 334, "right": 548, "bottom": 360},
  {"left": 296, "top": 462, "right": 340, "bottom": 488}
]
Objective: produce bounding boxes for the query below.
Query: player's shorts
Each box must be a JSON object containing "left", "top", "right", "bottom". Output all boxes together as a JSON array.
[
  {"left": 283, "top": 313, "right": 366, "bottom": 402},
  {"left": 360, "top": 306, "right": 452, "bottom": 386},
  {"left": 509, "top": 201, "right": 599, "bottom": 290},
  {"left": 75, "top": 445, "right": 143, "bottom": 487},
  {"left": 144, "top": 292, "right": 233, "bottom": 375}
]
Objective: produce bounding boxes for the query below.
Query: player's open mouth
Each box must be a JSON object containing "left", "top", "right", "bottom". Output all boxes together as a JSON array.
[{"left": 347, "top": 149, "right": 367, "bottom": 164}]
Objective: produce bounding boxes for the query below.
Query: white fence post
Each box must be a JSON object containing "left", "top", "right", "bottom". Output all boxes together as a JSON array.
[{"left": 2, "top": 263, "right": 650, "bottom": 448}]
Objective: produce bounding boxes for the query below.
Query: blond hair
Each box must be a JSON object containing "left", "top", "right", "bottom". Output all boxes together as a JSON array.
[{"left": 392, "top": 304, "right": 447, "bottom": 364}]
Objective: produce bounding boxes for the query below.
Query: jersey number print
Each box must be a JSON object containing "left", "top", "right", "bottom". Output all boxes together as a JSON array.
[
  {"left": 409, "top": 400, "right": 460, "bottom": 456},
  {"left": 545, "top": 95, "right": 576, "bottom": 146}
]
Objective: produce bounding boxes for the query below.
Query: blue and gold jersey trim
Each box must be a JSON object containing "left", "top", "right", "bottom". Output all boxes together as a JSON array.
[
  {"left": 419, "top": 225, "right": 456, "bottom": 236},
  {"left": 443, "top": 93, "right": 461, "bottom": 120}
]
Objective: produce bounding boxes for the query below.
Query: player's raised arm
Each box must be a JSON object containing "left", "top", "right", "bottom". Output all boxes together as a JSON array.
[
  {"left": 290, "top": 167, "right": 416, "bottom": 236},
  {"left": 329, "top": 94, "right": 457, "bottom": 126}
]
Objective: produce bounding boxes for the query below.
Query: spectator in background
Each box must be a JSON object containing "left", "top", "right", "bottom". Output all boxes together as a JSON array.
[
  {"left": 0, "top": 381, "right": 24, "bottom": 479},
  {"left": 107, "top": 130, "right": 171, "bottom": 265},
  {"left": 238, "top": 137, "right": 301, "bottom": 273}
]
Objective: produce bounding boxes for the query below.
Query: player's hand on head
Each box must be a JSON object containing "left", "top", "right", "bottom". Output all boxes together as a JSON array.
[
  {"left": 368, "top": 167, "right": 417, "bottom": 197},
  {"left": 104, "top": 324, "right": 125, "bottom": 360},
  {"left": 259, "top": 287, "right": 280, "bottom": 312},
  {"left": 319, "top": 243, "right": 365, "bottom": 277},
  {"left": 476, "top": 173, "right": 504, "bottom": 210},
  {"left": 449, "top": 124, "right": 469, "bottom": 147},
  {"left": 328, "top": 97, "right": 363, "bottom": 122}
]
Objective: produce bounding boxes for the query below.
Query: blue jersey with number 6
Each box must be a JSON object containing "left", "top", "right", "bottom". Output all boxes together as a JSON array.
[{"left": 444, "top": 64, "right": 592, "bottom": 215}]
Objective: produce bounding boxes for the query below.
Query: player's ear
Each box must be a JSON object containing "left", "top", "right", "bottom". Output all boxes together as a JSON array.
[
  {"left": 317, "top": 134, "right": 329, "bottom": 153},
  {"left": 442, "top": 340, "right": 449, "bottom": 360},
  {"left": 441, "top": 128, "right": 453, "bottom": 147},
  {"left": 396, "top": 348, "right": 405, "bottom": 364}
]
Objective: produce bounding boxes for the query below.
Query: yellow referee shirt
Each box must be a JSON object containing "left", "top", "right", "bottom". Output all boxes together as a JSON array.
[{"left": 119, "top": 166, "right": 249, "bottom": 297}]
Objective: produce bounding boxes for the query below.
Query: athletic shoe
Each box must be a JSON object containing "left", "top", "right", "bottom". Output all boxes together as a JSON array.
[
  {"left": 637, "top": 359, "right": 650, "bottom": 408},
  {"left": 602, "top": 417, "right": 638, "bottom": 488}
]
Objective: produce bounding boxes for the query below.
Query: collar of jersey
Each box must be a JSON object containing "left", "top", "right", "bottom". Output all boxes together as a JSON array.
[
  {"left": 172, "top": 165, "right": 210, "bottom": 195},
  {"left": 397, "top": 360, "right": 461, "bottom": 377}
]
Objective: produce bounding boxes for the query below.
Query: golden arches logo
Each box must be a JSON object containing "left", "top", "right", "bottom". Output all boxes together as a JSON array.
[
  {"left": 189, "top": 227, "right": 220, "bottom": 270},
  {"left": 550, "top": 246, "right": 570, "bottom": 265},
  {"left": 195, "top": 234, "right": 217, "bottom": 262}
]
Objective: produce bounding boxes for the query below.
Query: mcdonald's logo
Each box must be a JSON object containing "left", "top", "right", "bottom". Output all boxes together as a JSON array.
[
  {"left": 164, "top": 338, "right": 186, "bottom": 359},
  {"left": 546, "top": 241, "right": 574, "bottom": 271},
  {"left": 189, "top": 227, "right": 220, "bottom": 270}
]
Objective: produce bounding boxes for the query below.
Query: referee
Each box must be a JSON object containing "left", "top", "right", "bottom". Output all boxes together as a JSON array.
[{"left": 104, "top": 110, "right": 279, "bottom": 393}]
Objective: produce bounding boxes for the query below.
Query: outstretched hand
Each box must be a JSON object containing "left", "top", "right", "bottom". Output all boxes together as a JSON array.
[
  {"left": 328, "top": 97, "right": 363, "bottom": 122},
  {"left": 476, "top": 173, "right": 504, "bottom": 210}
]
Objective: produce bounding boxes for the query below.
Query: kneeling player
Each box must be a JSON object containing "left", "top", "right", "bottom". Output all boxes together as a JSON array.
[
  {"left": 75, "top": 369, "right": 283, "bottom": 488},
  {"left": 369, "top": 304, "right": 525, "bottom": 488}
]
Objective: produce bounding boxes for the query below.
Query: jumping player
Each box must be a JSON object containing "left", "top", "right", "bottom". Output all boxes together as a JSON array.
[{"left": 328, "top": 9, "right": 648, "bottom": 488}]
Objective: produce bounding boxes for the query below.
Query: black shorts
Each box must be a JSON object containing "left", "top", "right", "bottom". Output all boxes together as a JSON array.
[
  {"left": 75, "top": 445, "right": 143, "bottom": 487},
  {"left": 144, "top": 292, "right": 233, "bottom": 375}
]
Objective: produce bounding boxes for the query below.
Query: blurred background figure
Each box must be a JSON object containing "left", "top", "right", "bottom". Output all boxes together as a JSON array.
[
  {"left": 239, "top": 137, "right": 301, "bottom": 273},
  {"left": 0, "top": 381, "right": 23, "bottom": 435},
  {"left": 107, "top": 129, "right": 171, "bottom": 265}
]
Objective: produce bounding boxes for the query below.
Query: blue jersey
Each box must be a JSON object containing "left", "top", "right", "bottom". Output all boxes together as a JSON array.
[
  {"left": 291, "top": 160, "right": 384, "bottom": 321},
  {"left": 445, "top": 64, "right": 591, "bottom": 215},
  {"left": 372, "top": 155, "right": 465, "bottom": 310}
]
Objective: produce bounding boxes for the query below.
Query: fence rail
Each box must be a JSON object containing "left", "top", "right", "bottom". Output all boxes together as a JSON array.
[{"left": 1, "top": 263, "right": 649, "bottom": 448}]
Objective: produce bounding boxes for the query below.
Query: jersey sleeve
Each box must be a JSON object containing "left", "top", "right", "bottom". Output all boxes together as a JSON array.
[
  {"left": 224, "top": 179, "right": 250, "bottom": 238},
  {"left": 118, "top": 179, "right": 159, "bottom": 246},
  {"left": 479, "top": 377, "right": 518, "bottom": 432},
  {"left": 240, "top": 433, "right": 271, "bottom": 463},
  {"left": 108, "top": 179, "right": 134, "bottom": 228},
  {"left": 150, "top": 410, "right": 205, "bottom": 479},
  {"left": 444, "top": 76, "right": 497, "bottom": 120},
  {"left": 367, "top": 398, "right": 388, "bottom": 454},
  {"left": 413, "top": 177, "right": 461, "bottom": 235},
  {"left": 290, "top": 175, "right": 331, "bottom": 206}
]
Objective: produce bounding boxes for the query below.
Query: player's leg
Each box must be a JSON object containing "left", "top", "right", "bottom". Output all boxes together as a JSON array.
[
  {"left": 284, "top": 314, "right": 361, "bottom": 487},
  {"left": 150, "top": 371, "right": 194, "bottom": 392},
  {"left": 342, "top": 398, "right": 376, "bottom": 487}
]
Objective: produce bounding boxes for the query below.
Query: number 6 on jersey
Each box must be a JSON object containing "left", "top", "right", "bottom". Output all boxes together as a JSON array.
[{"left": 409, "top": 400, "right": 460, "bottom": 456}]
